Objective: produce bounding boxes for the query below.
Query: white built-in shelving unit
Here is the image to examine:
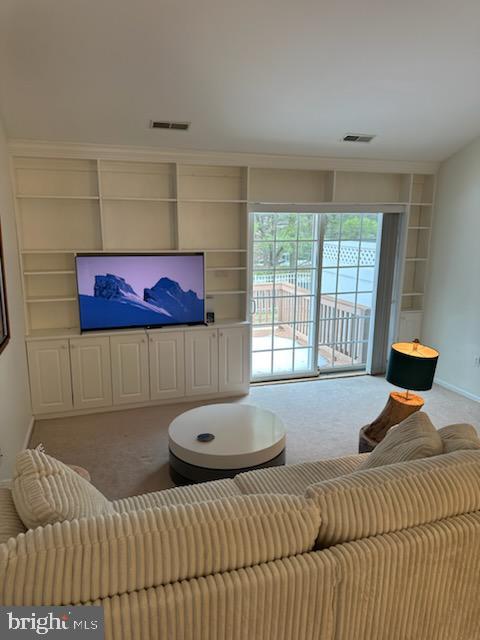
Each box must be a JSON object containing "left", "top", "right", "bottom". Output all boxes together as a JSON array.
[{"left": 12, "top": 154, "right": 435, "bottom": 341}]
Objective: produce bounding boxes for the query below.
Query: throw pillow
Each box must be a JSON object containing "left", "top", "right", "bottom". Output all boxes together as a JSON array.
[
  {"left": 12, "top": 449, "right": 114, "bottom": 529},
  {"left": 438, "top": 423, "right": 480, "bottom": 453},
  {"left": 357, "top": 411, "right": 443, "bottom": 470}
]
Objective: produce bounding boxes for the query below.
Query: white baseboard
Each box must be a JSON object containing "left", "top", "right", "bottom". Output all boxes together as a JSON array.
[
  {"left": 435, "top": 378, "right": 480, "bottom": 403},
  {"left": 22, "top": 417, "right": 35, "bottom": 450}
]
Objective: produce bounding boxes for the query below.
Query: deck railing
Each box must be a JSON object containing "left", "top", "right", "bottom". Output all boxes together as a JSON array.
[{"left": 253, "top": 280, "right": 370, "bottom": 362}]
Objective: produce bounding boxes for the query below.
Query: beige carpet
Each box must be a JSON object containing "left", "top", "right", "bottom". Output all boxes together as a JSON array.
[{"left": 30, "top": 375, "right": 480, "bottom": 500}]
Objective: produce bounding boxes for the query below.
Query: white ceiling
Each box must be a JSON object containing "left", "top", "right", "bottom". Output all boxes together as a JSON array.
[{"left": 1, "top": 0, "right": 480, "bottom": 162}]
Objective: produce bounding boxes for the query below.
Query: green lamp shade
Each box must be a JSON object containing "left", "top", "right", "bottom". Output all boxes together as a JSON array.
[{"left": 386, "top": 341, "right": 439, "bottom": 391}]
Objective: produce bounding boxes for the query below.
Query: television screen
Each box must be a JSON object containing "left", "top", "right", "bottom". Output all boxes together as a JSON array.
[{"left": 76, "top": 253, "right": 205, "bottom": 331}]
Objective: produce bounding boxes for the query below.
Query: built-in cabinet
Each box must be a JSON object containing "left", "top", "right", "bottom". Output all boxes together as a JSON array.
[
  {"left": 70, "top": 336, "right": 112, "bottom": 410},
  {"left": 27, "top": 339, "right": 73, "bottom": 413},
  {"left": 110, "top": 334, "right": 150, "bottom": 405},
  {"left": 185, "top": 330, "right": 219, "bottom": 396},
  {"left": 14, "top": 146, "right": 437, "bottom": 413},
  {"left": 149, "top": 331, "right": 185, "bottom": 400},
  {"left": 26, "top": 324, "right": 250, "bottom": 416},
  {"left": 218, "top": 327, "right": 250, "bottom": 394}
]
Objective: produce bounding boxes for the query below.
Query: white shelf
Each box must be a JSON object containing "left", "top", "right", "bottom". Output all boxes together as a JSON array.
[
  {"left": 24, "top": 270, "right": 75, "bottom": 275},
  {"left": 204, "top": 249, "right": 247, "bottom": 253},
  {"left": 26, "top": 296, "right": 77, "bottom": 303},
  {"left": 206, "top": 290, "right": 247, "bottom": 295},
  {"left": 102, "top": 196, "right": 176, "bottom": 202},
  {"left": 179, "top": 199, "right": 247, "bottom": 204},
  {"left": 410, "top": 202, "right": 434, "bottom": 206},
  {"left": 17, "top": 195, "right": 100, "bottom": 200},
  {"left": 404, "top": 258, "right": 428, "bottom": 263},
  {"left": 206, "top": 267, "right": 246, "bottom": 272},
  {"left": 402, "top": 292, "right": 424, "bottom": 297},
  {"left": 408, "top": 226, "right": 431, "bottom": 230},
  {"left": 21, "top": 249, "right": 79, "bottom": 254}
]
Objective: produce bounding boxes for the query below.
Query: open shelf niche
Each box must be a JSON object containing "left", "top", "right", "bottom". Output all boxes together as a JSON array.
[{"left": 400, "top": 174, "right": 435, "bottom": 314}]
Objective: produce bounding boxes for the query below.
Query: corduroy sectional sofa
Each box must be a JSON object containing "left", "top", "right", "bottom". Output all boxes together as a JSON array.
[{"left": 1, "top": 412, "right": 480, "bottom": 640}]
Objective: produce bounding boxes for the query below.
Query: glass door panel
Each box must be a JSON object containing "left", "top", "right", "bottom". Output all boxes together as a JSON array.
[
  {"left": 251, "top": 212, "right": 319, "bottom": 380},
  {"left": 317, "top": 213, "right": 379, "bottom": 371}
]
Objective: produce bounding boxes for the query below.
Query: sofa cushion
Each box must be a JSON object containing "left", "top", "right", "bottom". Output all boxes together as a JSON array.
[
  {"left": 0, "top": 493, "right": 321, "bottom": 605},
  {"left": 0, "top": 488, "right": 26, "bottom": 543},
  {"left": 235, "top": 453, "right": 369, "bottom": 496},
  {"left": 438, "top": 423, "right": 480, "bottom": 453},
  {"left": 113, "top": 478, "right": 243, "bottom": 513},
  {"left": 357, "top": 411, "right": 442, "bottom": 470},
  {"left": 306, "top": 450, "right": 480, "bottom": 547},
  {"left": 12, "top": 450, "right": 114, "bottom": 529}
]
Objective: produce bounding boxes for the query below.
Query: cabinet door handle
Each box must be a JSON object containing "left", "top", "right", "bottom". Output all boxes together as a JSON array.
[
  {"left": 219, "top": 331, "right": 223, "bottom": 337},
  {"left": 212, "top": 333, "right": 216, "bottom": 338}
]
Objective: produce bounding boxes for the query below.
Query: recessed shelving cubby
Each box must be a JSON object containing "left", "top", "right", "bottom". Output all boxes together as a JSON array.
[
  {"left": 249, "top": 168, "right": 333, "bottom": 203},
  {"left": 406, "top": 227, "right": 430, "bottom": 260},
  {"left": 206, "top": 269, "right": 246, "bottom": 294},
  {"left": 15, "top": 158, "right": 99, "bottom": 198},
  {"left": 401, "top": 294, "right": 424, "bottom": 312},
  {"left": 27, "top": 299, "right": 79, "bottom": 332},
  {"left": 333, "top": 171, "right": 411, "bottom": 203},
  {"left": 178, "top": 202, "right": 247, "bottom": 250},
  {"left": 100, "top": 161, "right": 176, "bottom": 200},
  {"left": 411, "top": 174, "right": 435, "bottom": 204},
  {"left": 206, "top": 293, "right": 246, "bottom": 322},
  {"left": 409, "top": 205, "right": 432, "bottom": 228},
  {"left": 178, "top": 165, "right": 247, "bottom": 201},
  {"left": 18, "top": 199, "right": 102, "bottom": 250},
  {"left": 101, "top": 200, "right": 176, "bottom": 250},
  {"left": 22, "top": 252, "right": 75, "bottom": 272},
  {"left": 24, "top": 272, "right": 77, "bottom": 300}
]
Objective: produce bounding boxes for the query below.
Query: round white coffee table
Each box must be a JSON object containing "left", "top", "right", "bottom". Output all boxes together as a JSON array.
[{"left": 168, "top": 403, "right": 286, "bottom": 484}]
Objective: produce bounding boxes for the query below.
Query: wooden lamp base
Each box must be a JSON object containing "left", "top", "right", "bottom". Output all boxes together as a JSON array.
[{"left": 358, "top": 391, "right": 424, "bottom": 453}]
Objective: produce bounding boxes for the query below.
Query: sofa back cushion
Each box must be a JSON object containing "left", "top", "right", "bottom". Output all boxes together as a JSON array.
[
  {"left": 0, "top": 489, "right": 26, "bottom": 543},
  {"left": 306, "top": 450, "right": 480, "bottom": 547},
  {"left": 0, "top": 493, "right": 321, "bottom": 605},
  {"left": 12, "top": 450, "right": 114, "bottom": 529},
  {"left": 438, "top": 423, "right": 480, "bottom": 453},
  {"left": 357, "top": 411, "right": 442, "bottom": 470}
]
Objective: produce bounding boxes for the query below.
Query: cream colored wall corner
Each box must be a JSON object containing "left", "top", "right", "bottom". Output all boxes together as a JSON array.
[
  {"left": 0, "top": 117, "right": 32, "bottom": 478},
  {"left": 423, "top": 136, "right": 480, "bottom": 401}
]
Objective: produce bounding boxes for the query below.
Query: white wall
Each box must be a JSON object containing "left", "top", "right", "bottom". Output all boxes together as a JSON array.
[
  {"left": 0, "top": 116, "right": 32, "bottom": 478},
  {"left": 423, "top": 136, "right": 480, "bottom": 401}
]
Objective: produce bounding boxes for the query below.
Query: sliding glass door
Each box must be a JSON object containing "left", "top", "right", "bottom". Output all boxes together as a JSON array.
[
  {"left": 250, "top": 211, "right": 381, "bottom": 381},
  {"left": 318, "top": 213, "right": 379, "bottom": 371}
]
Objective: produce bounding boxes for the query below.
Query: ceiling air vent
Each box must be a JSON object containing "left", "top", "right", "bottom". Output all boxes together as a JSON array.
[
  {"left": 342, "top": 133, "right": 375, "bottom": 143},
  {"left": 150, "top": 120, "right": 190, "bottom": 131}
]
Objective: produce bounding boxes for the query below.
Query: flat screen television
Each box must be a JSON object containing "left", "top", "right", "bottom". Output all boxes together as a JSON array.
[{"left": 75, "top": 253, "right": 205, "bottom": 332}]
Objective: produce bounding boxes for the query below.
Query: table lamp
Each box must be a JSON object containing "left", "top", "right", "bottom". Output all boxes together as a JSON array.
[{"left": 359, "top": 338, "right": 439, "bottom": 452}]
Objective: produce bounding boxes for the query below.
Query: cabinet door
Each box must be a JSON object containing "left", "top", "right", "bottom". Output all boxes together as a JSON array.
[
  {"left": 27, "top": 340, "right": 73, "bottom": 414},
  {"left": 185, "top": 330, "right": 218, "bottom": 396},
  {"left": 70, "top": 337, "right": 112, "bottom": 410},
  {"left": 149, "top": 331, "right": 185, "bottom": 400},
  {"left": 218, "top": 326, "right": 250, "bottom": 394},
  {"left": 111, "top": 334, "right": 149, "bottom": 405}
]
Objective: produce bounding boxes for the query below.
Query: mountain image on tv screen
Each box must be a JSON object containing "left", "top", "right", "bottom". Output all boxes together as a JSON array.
[{"left": 76, "top": 254, "right": 205, "bottom": 331}]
